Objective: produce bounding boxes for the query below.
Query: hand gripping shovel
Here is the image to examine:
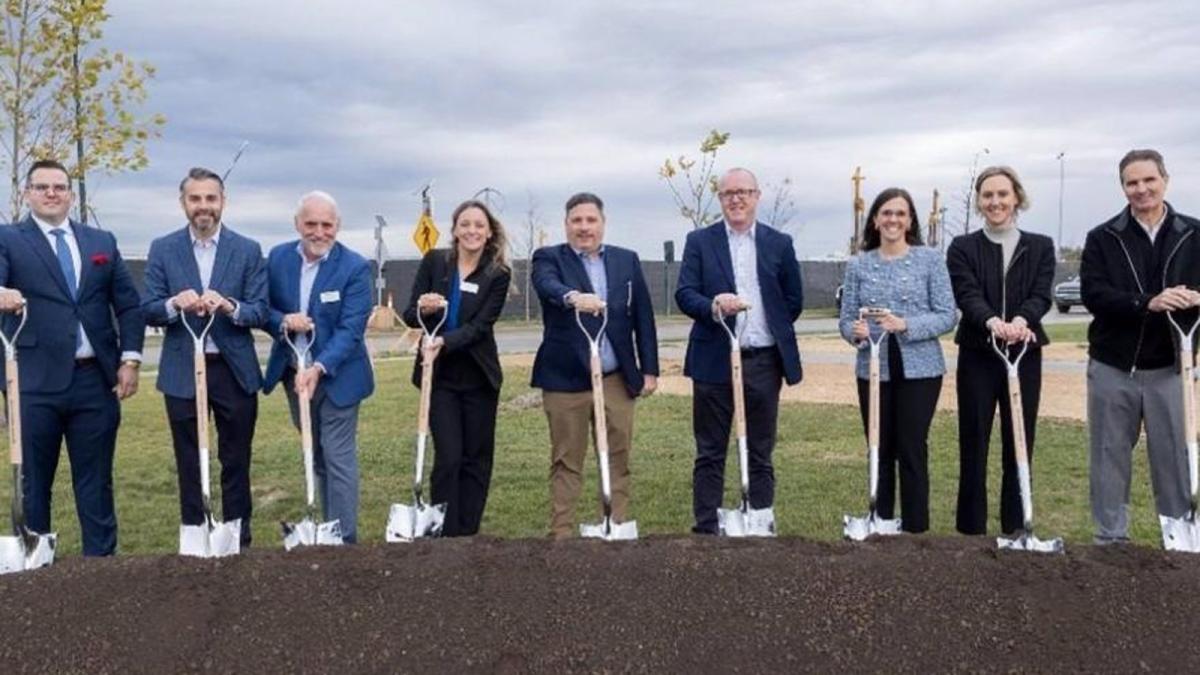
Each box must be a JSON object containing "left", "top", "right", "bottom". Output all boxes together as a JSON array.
[
  {"left": 577, "top": 305, "right": 638, "bottom": 541},
  {"left": 844, "top": 307, "right": 902, "bottom": 541},
  {"left": 280, "top": 325, "right": 344, "bottom": 550},
  {"left": 0, "top": 303, "right": 56, "bottom": 574},
  {"left": 993, "top": 336, "right": 1063, "bottom": 554},
  {"left": 178, "top": 310, "right": 241, "bottom": 557},
  {"left": 716, "top": 305, "right": 776, "bottom": 537},
  {"left": 386, "top": 302, "right": 449, "bottom": 542},
  {"left": 1160, "top": 310, "right": 1200, "bottom": 552}
]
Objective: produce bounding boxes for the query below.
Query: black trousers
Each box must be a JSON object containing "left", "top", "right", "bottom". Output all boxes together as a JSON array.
[
  {"left": 692, "top": 348, "right": 783, "bottom": 534},
  {"left": 165, "top": 356, "right": 258, "bottom": 545},
  {"left": 855, "top": 372, "right": 942, "bottom": 534},
  {"left": 954, "top": 345, "right": 1042, "bottom": 535},
  {"left": 428, "top": 384, "right": 500, "bottom": 536}
]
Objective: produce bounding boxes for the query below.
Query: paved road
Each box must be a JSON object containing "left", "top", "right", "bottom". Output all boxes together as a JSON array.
[{"left": 137, "top": 309, "right": 1091, "bottom": 368}]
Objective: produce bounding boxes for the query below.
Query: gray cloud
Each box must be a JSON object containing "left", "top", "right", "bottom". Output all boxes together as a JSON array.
[{"left": 13, "top": 0, "right": 1197, "bottom": 262}]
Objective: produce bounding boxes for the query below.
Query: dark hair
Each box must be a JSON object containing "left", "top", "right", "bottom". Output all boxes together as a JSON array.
[
  {"left": 1118, "top": 149, "right": 1168, "bottom": 182},
  {"left": 564, "top": 192, "right": 604, "bottom": 215},
  {"left": 25, "top": 159, "right": 69, "bottom": 185},
  {"left": 179, "top": 167, "right": 224, "bottom": 193},
  {"left": 861, "top": 187, "right": 923, "bottom": 251},
  {"left": 450, "top": 199, "right": 510, "bottom": 271},
  {"left": 974, "top": 165, "right": 1030, "bottom": 214}
]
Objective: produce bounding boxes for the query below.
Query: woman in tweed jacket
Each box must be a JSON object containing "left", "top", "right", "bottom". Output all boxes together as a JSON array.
[{"left": 838, "top": 187, "right": 957, "bottom": 533}]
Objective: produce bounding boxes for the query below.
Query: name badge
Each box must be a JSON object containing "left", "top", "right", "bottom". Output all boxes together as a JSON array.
[
  {"left": 461, "top": 281, "right": 480, "bottom": 294},
  {"left": 320, "top": 290, "right": 341, "bottom": 303}
]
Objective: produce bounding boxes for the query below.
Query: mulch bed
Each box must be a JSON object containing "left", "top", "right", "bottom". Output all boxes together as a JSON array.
[{"left": 1, "top": 535, "right": 1197, "bottom": 673}]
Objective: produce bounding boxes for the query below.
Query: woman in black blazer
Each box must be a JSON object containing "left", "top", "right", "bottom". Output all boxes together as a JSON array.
[
  {"left": 946, "top": 166, "right": 1056, "bottom": 537},
  {"left": 403, "top": 199, "right": 511, "bottom": 536}
]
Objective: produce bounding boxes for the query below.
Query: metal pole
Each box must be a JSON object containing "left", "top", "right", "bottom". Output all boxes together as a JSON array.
[{"left": 1057, "top": 151, "right": 1066, "bottom": 261}]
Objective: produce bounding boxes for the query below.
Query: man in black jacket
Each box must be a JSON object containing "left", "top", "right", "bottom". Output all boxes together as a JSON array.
[{"left": 1081, "top": 148, "right": 1200, "bottom": 545}]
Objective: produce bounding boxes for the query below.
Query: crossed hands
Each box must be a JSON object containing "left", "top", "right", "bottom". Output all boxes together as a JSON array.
[
  {"left": 172, "top": 289, "right": 234, "bottom": 316},
  {"left": 569, "top": 292, "right": 605, "bottom": 316},
  {"left": 1148, "top": 285, "right": 1200, "bottom": 313},
  {"left": 418, "top": 293, "right": 447, "bottom": 315},
  {"left": 988, "top": 316, "right": 1036, "bottom": 344}
]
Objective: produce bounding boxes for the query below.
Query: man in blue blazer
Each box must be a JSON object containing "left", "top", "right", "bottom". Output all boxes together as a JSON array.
[
  {"left": 142, "top": 167, "right": 269, "bottom": 546},
  {"left": 675, "top": 167, "right": 804, "bottom": 534},
  {"left": 531, "top": 192, "right": 659, "bottom": 538},
  {"left": 262, "top": 191, "right": 373, "bottom": 543},
  {"left": 0, "top": 159, "right": 144, "bottom": 556}
]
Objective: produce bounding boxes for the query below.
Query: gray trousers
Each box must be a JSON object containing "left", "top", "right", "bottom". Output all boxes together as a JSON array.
[
  {"left": 1088, "top": 359, "right": 1191, "bottom": 542},
  {"left": 286, "top": 378, "right": 361, "bottom": 543}
]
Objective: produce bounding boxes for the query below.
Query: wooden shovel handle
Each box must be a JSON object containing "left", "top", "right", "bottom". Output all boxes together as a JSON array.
[
  {"left": 730, "top": 347, "right": 746, "bottom": 439},
  {"left": 6, "top": 353, "right": 20, "bottom": 466},
  {"left": 418, "top": 340, "right": 436, "bottom": 434},
  {"left": 194, "top": 345, "right": 209, "bottom": 453},
  {"left": 591, "top": 350, "right": 609, "bottom": 455},
  {"left": 1183, "top": 349, "right": 1197, "bottom": 452},
  {"left": 1008, "top": 372, "right": 1029, "bottom": 467}
]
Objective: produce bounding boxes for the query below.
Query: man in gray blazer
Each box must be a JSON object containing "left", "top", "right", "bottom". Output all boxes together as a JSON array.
[{"left": 142, "top": 167, "right": 269, "bottom": 546}]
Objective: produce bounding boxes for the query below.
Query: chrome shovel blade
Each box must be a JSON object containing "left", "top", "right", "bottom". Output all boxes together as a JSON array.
[
  {"left": 282, "top": 517, "right": 343, "bottom": 551},
  {"left": 0, "top": 531, "right": 56, "bottom": 575},
  {"left": 842, "top": 512, "right": 903, "bottom": 542},
  {"left": 580, "top": 517, "right": 638, "bottom": 541},
  {"left": 1159, "top": 514, "right": 1200, "bottom": 552},
  {"left": 718, "top": 506, "right": 777, "bottom": 537},
  {"left": 997, "top": 531, "right": 1065, "bottom": 554},
  {"left": 385, "top": 502, "right": 446, "bottom": 542},
  {"left": 179, "top": 518, "right": 242, "bottom": 558}
]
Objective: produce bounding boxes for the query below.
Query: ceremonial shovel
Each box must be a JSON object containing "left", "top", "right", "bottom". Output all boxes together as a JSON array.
[
  {"left": 386, "top": 302, "right": 448, "bottom": 541},
  {"left": 0, "top": 304, "right": 56, "bottom": 574},
  {"left": 716, "top": 305, "right": 775, "bottom": 537},
  {"left": 281, "top": 325, "right": 344, "bottom": 550},
  {"left": 993, "top": 336, "right": 1063, "bottom": 554},
  {"left": 178, "top": 310, "right": 241, "bottom": 557},
  {"left": 577, "top": 305, "right": 638, "bottom": 541},
  {"left": 1160, "top": 310, "right": 1200, "bottom": 552},
  {"left": 843, "top": 307, "right": 902, "bottom": 541}
]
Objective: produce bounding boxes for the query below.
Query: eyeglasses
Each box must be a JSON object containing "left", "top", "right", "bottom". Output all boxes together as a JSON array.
[
  {"left": 28, "top": 183, "right": 71, "bottom": 195},
  {"left": 718, "top": 188, "right": 759, "bottom": 201}
]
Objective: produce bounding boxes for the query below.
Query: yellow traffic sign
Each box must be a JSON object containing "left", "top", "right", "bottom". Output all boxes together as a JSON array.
[{"left": 413, "top": 213, "right": 439, "bottom": 254}]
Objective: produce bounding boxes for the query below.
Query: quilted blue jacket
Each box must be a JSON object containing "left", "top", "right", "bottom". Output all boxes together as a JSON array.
[{"left": 837, "top": 246, "right": 957, "bottom": 381}]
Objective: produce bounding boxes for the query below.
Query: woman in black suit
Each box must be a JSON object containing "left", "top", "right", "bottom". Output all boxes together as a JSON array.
[
  {"left": 946, "top": 166, "right": 1055, "bottom": 537},
  {"left": 403, "top": 199, "right": 511, "bottom": 536}
]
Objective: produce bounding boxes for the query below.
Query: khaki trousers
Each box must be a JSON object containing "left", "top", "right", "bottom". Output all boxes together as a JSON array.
[{"left": 544, "top": 374, "right": 636, "bottom": 538}]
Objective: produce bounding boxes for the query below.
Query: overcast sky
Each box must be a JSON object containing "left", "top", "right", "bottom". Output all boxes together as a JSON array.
[{"left": 25, "top": 0, "right": 1200, "bottom": 260}]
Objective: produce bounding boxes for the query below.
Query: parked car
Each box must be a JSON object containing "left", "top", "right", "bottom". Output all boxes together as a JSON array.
[{"left": 1054, "top": 275, "right": 1081, "bottom": 313}]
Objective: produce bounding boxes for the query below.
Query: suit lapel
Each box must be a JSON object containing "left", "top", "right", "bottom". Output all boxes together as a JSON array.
[
  {"left": 73, "top": 223, "right": 98, "bottom": 298},
  {"left": 20, "top": 219, "right": 73, "bottom": 300},
  {"left": 754, "top": 223, "right": 772, "bottom": 290},
  {"left": 177, "top": 229, "right": 204, "bottom": 291},
  {"left": 307, "top": 243, "right": 340, "bottom": 315},
  {"left": 712, "top": 222, "right": 737, "bottom": 291},
  {"left": 208, "top": 227, "right": 233, "bottom": 291}
]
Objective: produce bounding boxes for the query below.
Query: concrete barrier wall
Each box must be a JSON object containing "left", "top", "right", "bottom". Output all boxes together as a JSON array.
[{"left": 123, "top": 256, "right": 1084, "bottom": 318}]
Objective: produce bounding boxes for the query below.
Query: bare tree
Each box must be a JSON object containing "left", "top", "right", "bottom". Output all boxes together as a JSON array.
[
  {"left": 764, "top": 176, "right": 799, "bottom": 233},
  {"left": 658, "top": 129, "right": 729, "bottom": 229},
  {"left": 515, "top": 191, "right": 544, "bottom": 322}
]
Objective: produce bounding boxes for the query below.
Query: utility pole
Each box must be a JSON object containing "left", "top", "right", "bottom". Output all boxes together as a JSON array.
[
  {"left": 373, "top": 215, "right": 388, "bottom": 306},
  {"left": 1057, "top": 151, "right": 1066, "bottom": 261},
  {"left": 851, "top": 166, "right": 866, "bottom": 253}
]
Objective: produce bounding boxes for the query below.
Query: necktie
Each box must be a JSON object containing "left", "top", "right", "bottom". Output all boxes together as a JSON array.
[{"left": 51, "top": 228, "right": 78, "bottom": 299}]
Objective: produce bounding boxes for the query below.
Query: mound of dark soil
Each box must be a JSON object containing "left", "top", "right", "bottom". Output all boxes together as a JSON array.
[{"left": 1, "top": 536, "right": 1197, "bottom": 673}]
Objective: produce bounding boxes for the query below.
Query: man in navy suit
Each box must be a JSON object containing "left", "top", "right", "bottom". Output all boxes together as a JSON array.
[
  {"left": 531, "top": 192, "right": 659, "bottom": 539},
  {"left": 142, "top": 167, "right": 269, "bottom": 546},
  {"left": 675, "top": 167, "right": 804, "bottom": 534},
  {"left": 0, "top": 159, "right": 144, "bottom": 555},
  {"left": 263, "top": 191, "right": 373, "bottom": 543}
]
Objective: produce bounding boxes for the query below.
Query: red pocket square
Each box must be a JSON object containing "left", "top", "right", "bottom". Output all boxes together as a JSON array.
[{"left": 91, "top": 253, "right": 109, "bottom": 265}]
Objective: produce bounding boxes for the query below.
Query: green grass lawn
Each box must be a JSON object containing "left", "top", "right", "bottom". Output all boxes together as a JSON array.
[{"left": 0, "top": 354, "right": 1169, "bottom": 556}]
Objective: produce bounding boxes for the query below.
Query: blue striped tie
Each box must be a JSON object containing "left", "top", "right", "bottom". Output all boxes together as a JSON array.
[
  {"left": 50, "top": 228, "right": 78, "bottom": 298},
  {"left": 51, "top": 228, "right": 82, "bottom": 350}
]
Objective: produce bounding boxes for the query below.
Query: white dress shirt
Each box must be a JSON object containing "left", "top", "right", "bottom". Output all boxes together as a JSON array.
[
  {"left": 164, "top": 225, "right": 240, "bottom": 353},
  {"left": 726, "top": 222, "right": 774, "bottom": 348},
  {"left": 295, "top": 243, "right": 329, "bottom": 368}
]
